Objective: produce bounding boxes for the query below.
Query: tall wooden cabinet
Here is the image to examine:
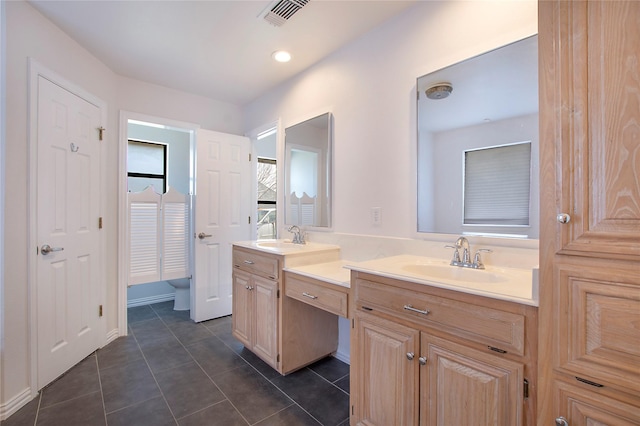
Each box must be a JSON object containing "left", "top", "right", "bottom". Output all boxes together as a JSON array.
[{"left": 538, "top": 1, "right": 640, "bottom": 425}]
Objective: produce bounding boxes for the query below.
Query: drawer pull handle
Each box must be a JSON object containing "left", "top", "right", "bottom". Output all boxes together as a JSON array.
[
  {"left": 243, "top": 260, "right": 255, "bottom": 265},
  {"left": 403, "top": 304, "right": 430, "bottom": 315},
  {"left": 302, "top": 292, "right": 318, "bottom": 300}
]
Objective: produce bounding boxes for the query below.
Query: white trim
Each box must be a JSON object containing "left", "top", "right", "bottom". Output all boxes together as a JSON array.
[
  {"left": 118, "top": 111, "right": 200, "bottom": 337},
  {"left": 0, "top": 388, "right": 34, "bottom": 421},
  {"left": 27, "top": 58, "right": 108, "bottom": 395},
  {"left": 333, "top": 349, "right": 350, "bottom": 366},
  {"left": 105, "top": 328, "right": 120, "bottom": 346},
  {"left": 0, "top": 0, "right": 6, "bottom": 415},
  {"left": 127, "top": 293, "right": 175, "bottom": 308}
]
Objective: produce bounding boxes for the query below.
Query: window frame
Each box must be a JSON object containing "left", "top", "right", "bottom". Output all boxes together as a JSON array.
[{"left": 127, "top": 139, "right": 168, "bottom": 193}]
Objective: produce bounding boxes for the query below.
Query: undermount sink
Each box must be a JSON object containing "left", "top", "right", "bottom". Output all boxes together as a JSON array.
[
  {"left": 256, "top": 240, "right": 303, "bottom": 250},
  {"left": 402, "top": 263, "right": 508, "bottom": 284}
]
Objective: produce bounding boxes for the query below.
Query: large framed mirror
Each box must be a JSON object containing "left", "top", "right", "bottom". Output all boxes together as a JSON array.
[
  {"left": 284, "top": 112, "right": 332, "bottom": 228},
  {"left": 417, "top": 35, "right": 539, "bottom": 239}
]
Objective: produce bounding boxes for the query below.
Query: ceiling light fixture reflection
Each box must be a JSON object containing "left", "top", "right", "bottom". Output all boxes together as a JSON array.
[{"left": 272, "top": 50, "right": 292, "bottom": 63}]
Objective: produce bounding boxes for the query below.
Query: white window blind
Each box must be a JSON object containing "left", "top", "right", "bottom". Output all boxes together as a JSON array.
[{"left": 464, "top": 142, "right": 531, "bottom": 226}]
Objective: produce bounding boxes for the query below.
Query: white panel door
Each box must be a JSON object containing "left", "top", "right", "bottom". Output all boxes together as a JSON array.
[
  {"left": 193, "top": 129, "right": 251, "bottom": 322},
  {"left": 36, "top": 76, "right": 102, "bottom": 388}
]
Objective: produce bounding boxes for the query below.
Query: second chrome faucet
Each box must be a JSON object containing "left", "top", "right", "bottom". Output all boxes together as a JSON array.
[{"left": 287, "top": 225, "right": 306, "bottom": 244}]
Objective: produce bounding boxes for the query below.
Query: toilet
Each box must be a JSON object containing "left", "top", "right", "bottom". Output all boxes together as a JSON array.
[{"left": 167, "top": 278, "right": 190, "bottom": 311}]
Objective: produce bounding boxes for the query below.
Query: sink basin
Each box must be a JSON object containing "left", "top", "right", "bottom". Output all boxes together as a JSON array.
[
  {"left": 256, "top": 240, "right": 303, "bottom": 250},
  {"left": 402, "top": 263, "right": 508, "bottom": 284}
]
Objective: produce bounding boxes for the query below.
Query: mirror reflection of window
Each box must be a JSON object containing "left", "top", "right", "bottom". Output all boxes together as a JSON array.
[
  {"left": 290, "top": 148, "right": 318, "bottom": 198},
  {"left": 463, "top": 142, "right": 531, "bottom": 227}
]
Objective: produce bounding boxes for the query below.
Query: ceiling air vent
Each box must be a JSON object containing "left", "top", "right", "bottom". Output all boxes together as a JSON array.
[{"left": 261, "top": 0, "right": 310, "bottom": 27}]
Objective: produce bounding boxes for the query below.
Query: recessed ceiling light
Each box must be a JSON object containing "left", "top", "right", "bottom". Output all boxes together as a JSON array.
[{"left": 272, "top": 50, "right": 292, "bottom": 63}]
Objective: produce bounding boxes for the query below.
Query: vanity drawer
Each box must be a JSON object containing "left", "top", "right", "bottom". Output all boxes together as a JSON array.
[
  {"left": 355, "top": 278, "right": 525, "bottom": 355},
  {"left": 286, "top": 273, "right": 348, "bottom": 317},
  {"left": 233, "top": 247, "right": 279, "bottom": 279}
]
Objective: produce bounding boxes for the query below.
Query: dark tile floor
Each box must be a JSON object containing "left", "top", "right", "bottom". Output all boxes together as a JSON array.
[{"left": 2, "top": 301, "right": 350, "bottom": 426}]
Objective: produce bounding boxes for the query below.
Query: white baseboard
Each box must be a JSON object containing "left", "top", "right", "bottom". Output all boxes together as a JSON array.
[
  {"left": 0, "top": 387, "right": 35, "bottom": 421},
  {"left": 127, "top": 293, "right": 174, "bottom": 308},
  {"left": 334, "top": 349, "right": 350, "bottom": 365}
]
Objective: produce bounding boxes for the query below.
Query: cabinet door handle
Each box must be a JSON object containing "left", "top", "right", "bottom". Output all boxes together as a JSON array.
[
  {"left": 406, "top": 352, "right": 415, "bottom": 361},
  {"left": 556, "top": 213, "right": 571, "bottom": 224},
  {"left": 418, "top": 356, "right": 427, "bottom": 365},
  {"left": 302, "top": 292, "right": 318, "bottom": 300},
  {"left": 243, "top": 260, "right": 255, "bottom": 265},
  {"left": 245, "top": 285, "right": 253, "bottom": 291},
  {"left": 403, "top": 304, "right": 430, "bottom": 315},
  {"left": 555, "top": 417, "right": 569, "bottom": 426}
]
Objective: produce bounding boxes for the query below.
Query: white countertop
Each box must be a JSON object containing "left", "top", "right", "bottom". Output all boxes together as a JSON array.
[
  {"left": 345, "top": 254, "right": 538, "bottom": 306},
  {"left": 233, "top": 239, "right": 340, "bottom": 256},
  {"left": 284, "top": 260, "right": 352, "bottom": 288}
]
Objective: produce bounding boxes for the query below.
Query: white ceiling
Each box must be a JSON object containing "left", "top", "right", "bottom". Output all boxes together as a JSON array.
[{"left": 28, "top": 0, "right": 416, "bottom": 105}]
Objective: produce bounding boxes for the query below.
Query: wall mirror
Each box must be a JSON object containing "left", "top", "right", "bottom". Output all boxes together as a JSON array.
[
  {"left": 284, "top": 112, "right": 332, "bottom": 228},
  {"left": 417, "top": 35, "right": 539, "bottom": 239}
]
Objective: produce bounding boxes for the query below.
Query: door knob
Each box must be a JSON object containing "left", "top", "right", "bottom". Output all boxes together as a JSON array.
[
  {"left": 418, "top": 356, "right": 427, "bottom": 365},
  {"left": 198, "top": 232, "right": 212, "bottom": 240},
  {"left": 406, "top": 352, "right": 415, "bottom": 361},
  {"left": 555, "top": 416, "right": 569, "bottom": 426},
  {"left": 556, "top": 213, "right": 571, "bottom": 224},
  {"left": 41, "top": 245, "right": 64, "bottom": 255}
]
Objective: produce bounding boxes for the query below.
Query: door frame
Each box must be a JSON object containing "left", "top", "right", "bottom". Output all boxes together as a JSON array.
[
  {"left": 27, "top": 58, "right": 108, "bottom": 395},
  {"left": 117, "top": 111, "right": 199, "bottom": 336}
]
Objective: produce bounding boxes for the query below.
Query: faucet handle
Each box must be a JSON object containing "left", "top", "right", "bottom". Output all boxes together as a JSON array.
[
  {"left": 473, "top": 248, "right": 492, "bottom": 269},
  {"left": 444, "top": 245, "right": 461, "bottom": 263}
]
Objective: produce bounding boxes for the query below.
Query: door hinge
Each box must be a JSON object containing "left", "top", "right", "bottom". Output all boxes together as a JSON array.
[
  {"left": 277, "top": 354, "right": 280, "bottom": 362},
  {"left": 523, "top": 379, "right": 529, "bottom": 399},
  {"left": 99, "top": 305, "right": 103, "bottom": 317},
  {"left": 98, "top": 217, "right": 103, "bottom": 229},
  {"left": 352, "top": 319, "right": 355, "bottom": 329},
  {"left": 351, "top": 405, "right": 354, "bottom": 415},
  {"left": 97, "top": 126, "right": 105, "bottom": 141},
  {"left": 248, "top": 216, "right": 251, "bottom": 224},
  {"left": 277, "top": 289, "right": 280, "bottom": 298},
  {"left": 249, "top": 153, "right": 252, "bottom": 161}
]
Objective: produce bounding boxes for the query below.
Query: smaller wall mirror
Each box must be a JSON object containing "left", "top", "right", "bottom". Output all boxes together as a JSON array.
[{"left": 284, "top": 113, "right": 332, "bottom": 228}]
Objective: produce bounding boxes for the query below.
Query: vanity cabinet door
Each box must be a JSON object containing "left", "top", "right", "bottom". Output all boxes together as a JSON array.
[
  {"left": 231, "top": 270, "right": 252, "bottom": 348},
  {"left": 352, "top": 312, "right": 419, "bottom": 426},
  {"left": 421, "top": 334, "right": 524, "bottom": 426},
  {"left": 251, "top": 275, "right": 278, "bottom": 367}
]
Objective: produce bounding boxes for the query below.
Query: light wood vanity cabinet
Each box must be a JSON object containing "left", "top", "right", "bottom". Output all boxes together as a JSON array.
[
  {"left": 232, "top": 248, "right": 280, "bottom": 369},
  {"left": 350, "top": 272, "right": 537, "bottom": 426},
  {"left": 538, "top": 1, "right": 640, "bottom": 424},
  {"left": 232, "top": 245, "right": 341, "bottom": 375}
]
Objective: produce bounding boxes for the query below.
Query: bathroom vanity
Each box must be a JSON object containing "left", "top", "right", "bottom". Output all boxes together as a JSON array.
[
  {"left": 347, "top": 255, "right": 538, "bottom": 426},
  {"left": 231, "top": 241, "right": 347, "bottom": 374}
]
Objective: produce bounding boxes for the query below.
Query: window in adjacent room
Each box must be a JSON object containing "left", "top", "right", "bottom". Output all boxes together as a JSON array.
[
  {"left": 463, "top": 141, "right": 531, "bottom": 227},
  {"left": 127, "top": 140, "right": 167, "bottom": 193}
]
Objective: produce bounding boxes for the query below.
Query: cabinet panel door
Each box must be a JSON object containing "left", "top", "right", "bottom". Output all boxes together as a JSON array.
[
  {"left": 556, "top": 262, "right": 640, "bottom": 393},
  {"left": 556, "top": 381, "right": 640, "bottom": 426},
  {"left": 354, "top": 312, "right": 419, "bottom": 426},
  {"left": 547, "top": 0, "right": 640, "bottom": 259},
  {"left": 252, "top": 275, "right": 278, "bottom": 368},
  {"left": 422, "top": 334, "right": 523, "bottom": 426},
  {"left": 231, "top": 270, "right": 252, "bottom": 348}
]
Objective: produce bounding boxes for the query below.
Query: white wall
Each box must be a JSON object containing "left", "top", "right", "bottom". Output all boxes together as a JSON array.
[
  {"left": 2, "top": 0, "right": 244, "bottom": 415},
  {"left": 244, "top": 0, "right": 538, "bottom": 238},
  {"left": 0, "top": 0, "right": 6, "bottom": 411}
]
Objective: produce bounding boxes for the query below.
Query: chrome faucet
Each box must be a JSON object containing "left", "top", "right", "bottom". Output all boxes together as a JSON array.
[
  {"left": 287, "top": 225, "right": 306, "bottom": 244},
  {"left": 445, "top": 236, "right": 491, "bottom": 269}
]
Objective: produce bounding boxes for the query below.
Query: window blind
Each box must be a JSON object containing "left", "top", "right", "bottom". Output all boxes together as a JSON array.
[{"left": 464, "top": 142, "right": 531, "bottom": 226}]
